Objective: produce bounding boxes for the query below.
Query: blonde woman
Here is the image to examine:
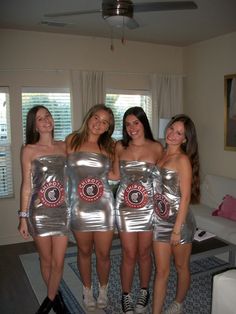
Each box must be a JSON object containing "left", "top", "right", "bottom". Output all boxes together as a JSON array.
[{"left": 65, "top": 104, "right": 115, "bottom": 311}]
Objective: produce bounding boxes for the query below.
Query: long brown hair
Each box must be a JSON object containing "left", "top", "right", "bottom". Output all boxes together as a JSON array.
[
  {"left": 25, "top": 105, "right": 53, "bottom": 144},
  {"left": 68, "top": 104, "right": 115, "bottom": 158},
  {"left": 167, "top": 114, "right": 200, "bottom": 204},
  {"left": 122, "top": 106, "right": 155, "bottom": 148}
]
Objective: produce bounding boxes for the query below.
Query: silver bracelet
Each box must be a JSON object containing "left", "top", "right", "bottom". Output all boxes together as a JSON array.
[{"left": 18, "top": 210, "right": 29, "bottom": 218}]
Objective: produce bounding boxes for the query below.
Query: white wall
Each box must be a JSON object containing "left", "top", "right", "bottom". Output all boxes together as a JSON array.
[
  {"left": 0, "top": 29, "right": 183, "bottom": 245},
  {"left": 183, "top": 32, "right": 236, "bottom": 180}
]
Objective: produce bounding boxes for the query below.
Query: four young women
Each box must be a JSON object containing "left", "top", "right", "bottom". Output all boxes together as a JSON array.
[{"left": 19, "top": 104, "right": 200, "bottom": 314}]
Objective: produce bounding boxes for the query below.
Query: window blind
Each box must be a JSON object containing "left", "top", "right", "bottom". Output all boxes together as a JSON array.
[
  {"left": 0, "top": 88, "right": 13, "bottom": 198},
  {"left": 22, "top": 88, "right": 72, "bottom": 142}
]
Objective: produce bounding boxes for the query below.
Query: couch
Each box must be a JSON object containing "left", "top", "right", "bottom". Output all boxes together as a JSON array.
[{"left": 190, "top": 174, "right": 236, "bottom": 246}]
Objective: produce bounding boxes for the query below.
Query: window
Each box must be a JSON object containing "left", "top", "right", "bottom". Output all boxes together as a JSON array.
[
  {"left": 22, "top": 88, "right": 72, "bottom": 142},
  {"left": 0, "top": 88, "right": 13, "bottom": 198},
  {"left": 106, "top": 91, "right": 152, "bottom": 140}
]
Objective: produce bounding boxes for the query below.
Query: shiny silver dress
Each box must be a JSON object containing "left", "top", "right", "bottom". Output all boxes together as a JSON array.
[
  {"left": 27, "top": 155, "right": 69, "bottom": 237},
  {"left": 153, "top": 168, "right": 196, "bottom": 243},
  {"left": 115, "top": 161, "right": 156, "bottom": 232},
  {"left": 66, "top": 152, "right": 114, "bottom": 231}
]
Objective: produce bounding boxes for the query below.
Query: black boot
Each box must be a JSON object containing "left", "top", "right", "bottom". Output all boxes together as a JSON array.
[
  {"left": 52, "top": 291, "right": 70, "bottom": 314},
  {"left": 35, "top": 296, "right": 54, "bottom": 314}
]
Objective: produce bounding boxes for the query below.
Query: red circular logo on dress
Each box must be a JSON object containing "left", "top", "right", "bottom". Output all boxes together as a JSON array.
[
  {"left": 78, "top": 177, "right": 104, "bottom": 202},
  {"left": 124, "top": 183, "right": 148, "bottom": 208},
  {"left": 154, "top": 193, "right": 170, "bottom": 219},
  {"left": 39, "top": 181, "right": 65, "bottom": 208}
]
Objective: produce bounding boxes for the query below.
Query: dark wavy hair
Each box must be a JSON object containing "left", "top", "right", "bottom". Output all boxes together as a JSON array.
[
  {"left": 25, "top": 105, "right": 53, "bottom": 145},
  {"left": 68, "top": 104, "right": 115, "bottom": 158},
  {"left": 167, "top": 114, "right": 200, "bottom": 204},
  {"left": 122, "top": 106, "right": 155, "bottom": 147}
]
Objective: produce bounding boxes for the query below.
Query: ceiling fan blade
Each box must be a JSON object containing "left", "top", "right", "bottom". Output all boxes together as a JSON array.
[
  {"left": 44, "top": 9, "right": 101, "bottom": 18},
  {"left": 126, "top": 18, "right": 139, "bottom": 29},
  {"left": 133, "top": 1, "right": 198, "bottom": 13}
]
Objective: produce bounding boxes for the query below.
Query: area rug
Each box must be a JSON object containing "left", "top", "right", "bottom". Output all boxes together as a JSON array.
[{"left": 19, "top": 238, "right": 229, "bottom": 314}]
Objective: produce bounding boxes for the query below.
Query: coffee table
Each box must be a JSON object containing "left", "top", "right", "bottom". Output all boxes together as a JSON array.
[{"left": 191, "top": 236, "right": 236, "bottom": 267}]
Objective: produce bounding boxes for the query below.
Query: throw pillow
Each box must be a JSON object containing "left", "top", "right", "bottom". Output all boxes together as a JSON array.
[{"left": 212, "top": 194, "right": 236, "bottom": 221}]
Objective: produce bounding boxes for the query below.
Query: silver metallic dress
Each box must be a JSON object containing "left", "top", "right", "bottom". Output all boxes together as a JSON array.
[
  {"left": 66, "top": 152, "right": 114, "bottom": 232},
  {"left": 27, "top": 155, "right": 69, "bottom": 237},
  {"left": 153, "top": 168, "right": 196, "bottom": 243},
  {"left": 115, "top": 161, "right": 156, "bottom": 232}
]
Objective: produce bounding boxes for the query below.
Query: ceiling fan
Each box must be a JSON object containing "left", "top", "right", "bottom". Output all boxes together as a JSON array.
[{"left": 44, "top": 1, "right": 198, "bottom": 29}]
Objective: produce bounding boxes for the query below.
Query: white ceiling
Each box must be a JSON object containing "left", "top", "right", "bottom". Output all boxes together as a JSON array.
[{"left": 1, "top": 0, "right": 236, "bottom": 47}]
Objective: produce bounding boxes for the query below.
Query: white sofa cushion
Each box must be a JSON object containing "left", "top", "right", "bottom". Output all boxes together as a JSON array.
[
  {"left": 190, "top": 174, "right": 236, "bottom": 246},
  {"left": 191, "top": 204, "right": 236, "bottom": 243},
  {"left": 201, "top": 174, "right": 236, "bottom": 208}
]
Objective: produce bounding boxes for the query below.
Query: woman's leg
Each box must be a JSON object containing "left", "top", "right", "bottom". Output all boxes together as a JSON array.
[
  {"left": 73, "top": 231, "right": 94, "bottom": 287},
  {"left": 34, "top": 235, "right": 68, "bottom": 300},
  {"left": 134, "top": 231, "right": 153, "bottom": 313},
  {"left": 119, "top": 232, "right": 138, "bottom": 293},
  {"left": 34, "top": 236, "right": 52, "bottom": 289},
  {"left": 152, "top": 242, "right": 172, "bottom": 314},
  {"left": 172, "top": 243, "right": 192, "bottom": 303},
  {"left": 137, "top": 231, "right": 153, "bottom": 288},
  {"left": 94, "top": 230, "right": 114, "bottom": 309},
  {"left": 94, "top": 230, "right": 114, "bottom": 286},
  {"left": 47, "top": 236, "right": 68, "bottom": 300}
]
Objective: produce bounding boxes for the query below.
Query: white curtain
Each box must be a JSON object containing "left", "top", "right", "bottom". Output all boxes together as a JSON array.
[
  {"left": 151, "top": 73, "right": 183, "bottom": 137},
  {"left": 78, "top": 71, "right": 105, "bottom": 116}
]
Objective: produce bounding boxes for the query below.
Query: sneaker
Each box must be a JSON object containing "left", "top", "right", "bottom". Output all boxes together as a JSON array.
[
  {"left": 164, "top": 301, "right": 183, "bottom": 314},
  {"left": 122, "top": 293, "right": 134, "bottom": 314},
  {"left": 135, "top": 288, "right": 150, "bottom": 313},
  {"left": 83, "top": 286, "right": 96, "bottom": 311},
  {"left": 97, "top": 284, "right": 108, "bottom": 309}
]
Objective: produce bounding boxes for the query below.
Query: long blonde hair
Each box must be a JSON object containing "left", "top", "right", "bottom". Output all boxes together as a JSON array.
[{"left": 68, "top": 104, "right": 115, "bottom": 158}]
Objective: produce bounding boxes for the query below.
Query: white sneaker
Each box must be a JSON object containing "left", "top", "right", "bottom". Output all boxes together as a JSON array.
[
  {"left": 164, "top": 301, "right": 183, "bottom": 314},
  {"left": 135, "top": 288, "right": 150, "bottom": 313},
  {"left": 83, "top": 286, "right": 96, "bottom": 311},
  {"left": 97, "top": 284, "right": 108, "bottom": 309}
]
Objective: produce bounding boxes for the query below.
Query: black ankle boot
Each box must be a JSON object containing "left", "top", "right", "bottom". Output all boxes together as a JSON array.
[
  {"left": 35, "top": 296, "right": 54, "bottom": 314},
  {"left": 52, "top": 291, "right": 69, "bottom": 314}
]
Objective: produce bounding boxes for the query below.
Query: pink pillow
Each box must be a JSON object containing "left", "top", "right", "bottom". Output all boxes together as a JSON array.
[{"left": 212, "top": 194, "right": 236, "bottom": 221}]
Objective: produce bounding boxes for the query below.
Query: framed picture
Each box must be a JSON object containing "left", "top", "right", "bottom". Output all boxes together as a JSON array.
[{"left": 224, "top": 74, "right": 236, "bottom": 151}]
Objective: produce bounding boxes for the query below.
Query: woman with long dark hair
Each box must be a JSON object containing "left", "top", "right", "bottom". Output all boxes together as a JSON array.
[
  {"left": 152, "top": 114, "right": 200, "bottom": 314},
  {"left": 113, "top": 107, "right": 163, "bottom": 314},
  {"left": 18, "top": 105, "right": 69, "bottom": 314}
]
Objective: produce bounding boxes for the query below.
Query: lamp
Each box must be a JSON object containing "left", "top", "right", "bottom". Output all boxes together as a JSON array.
[{"left": 158, "top": 118, "right": 170, "bottom": 139}]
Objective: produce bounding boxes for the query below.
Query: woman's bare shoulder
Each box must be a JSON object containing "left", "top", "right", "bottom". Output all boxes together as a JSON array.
[{"left": 21, "top": 144, "right": 38, "bottom": 162}]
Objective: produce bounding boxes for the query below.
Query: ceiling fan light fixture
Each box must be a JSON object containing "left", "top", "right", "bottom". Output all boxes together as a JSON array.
[{"left": 105, "top": 15, "right": 131, "bottom": 28}]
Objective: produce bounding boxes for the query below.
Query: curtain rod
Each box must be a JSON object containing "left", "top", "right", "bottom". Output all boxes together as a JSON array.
[{"left": 0, "top": 68, "right": 185, "bottom": 77}]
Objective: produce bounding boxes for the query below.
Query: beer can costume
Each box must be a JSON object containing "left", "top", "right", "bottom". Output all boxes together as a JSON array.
[
  {"left": 66, "top": 152, "right": 114, "bottom": 231},
  {"left": 153, "top": 167, "right": 196, "bottom": 243},
  {"left": 27, "top": 155, "right": 69, "bottom": 237},
  {"left": 115, "top": 160, "right": 156, "bottom": 232}
]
